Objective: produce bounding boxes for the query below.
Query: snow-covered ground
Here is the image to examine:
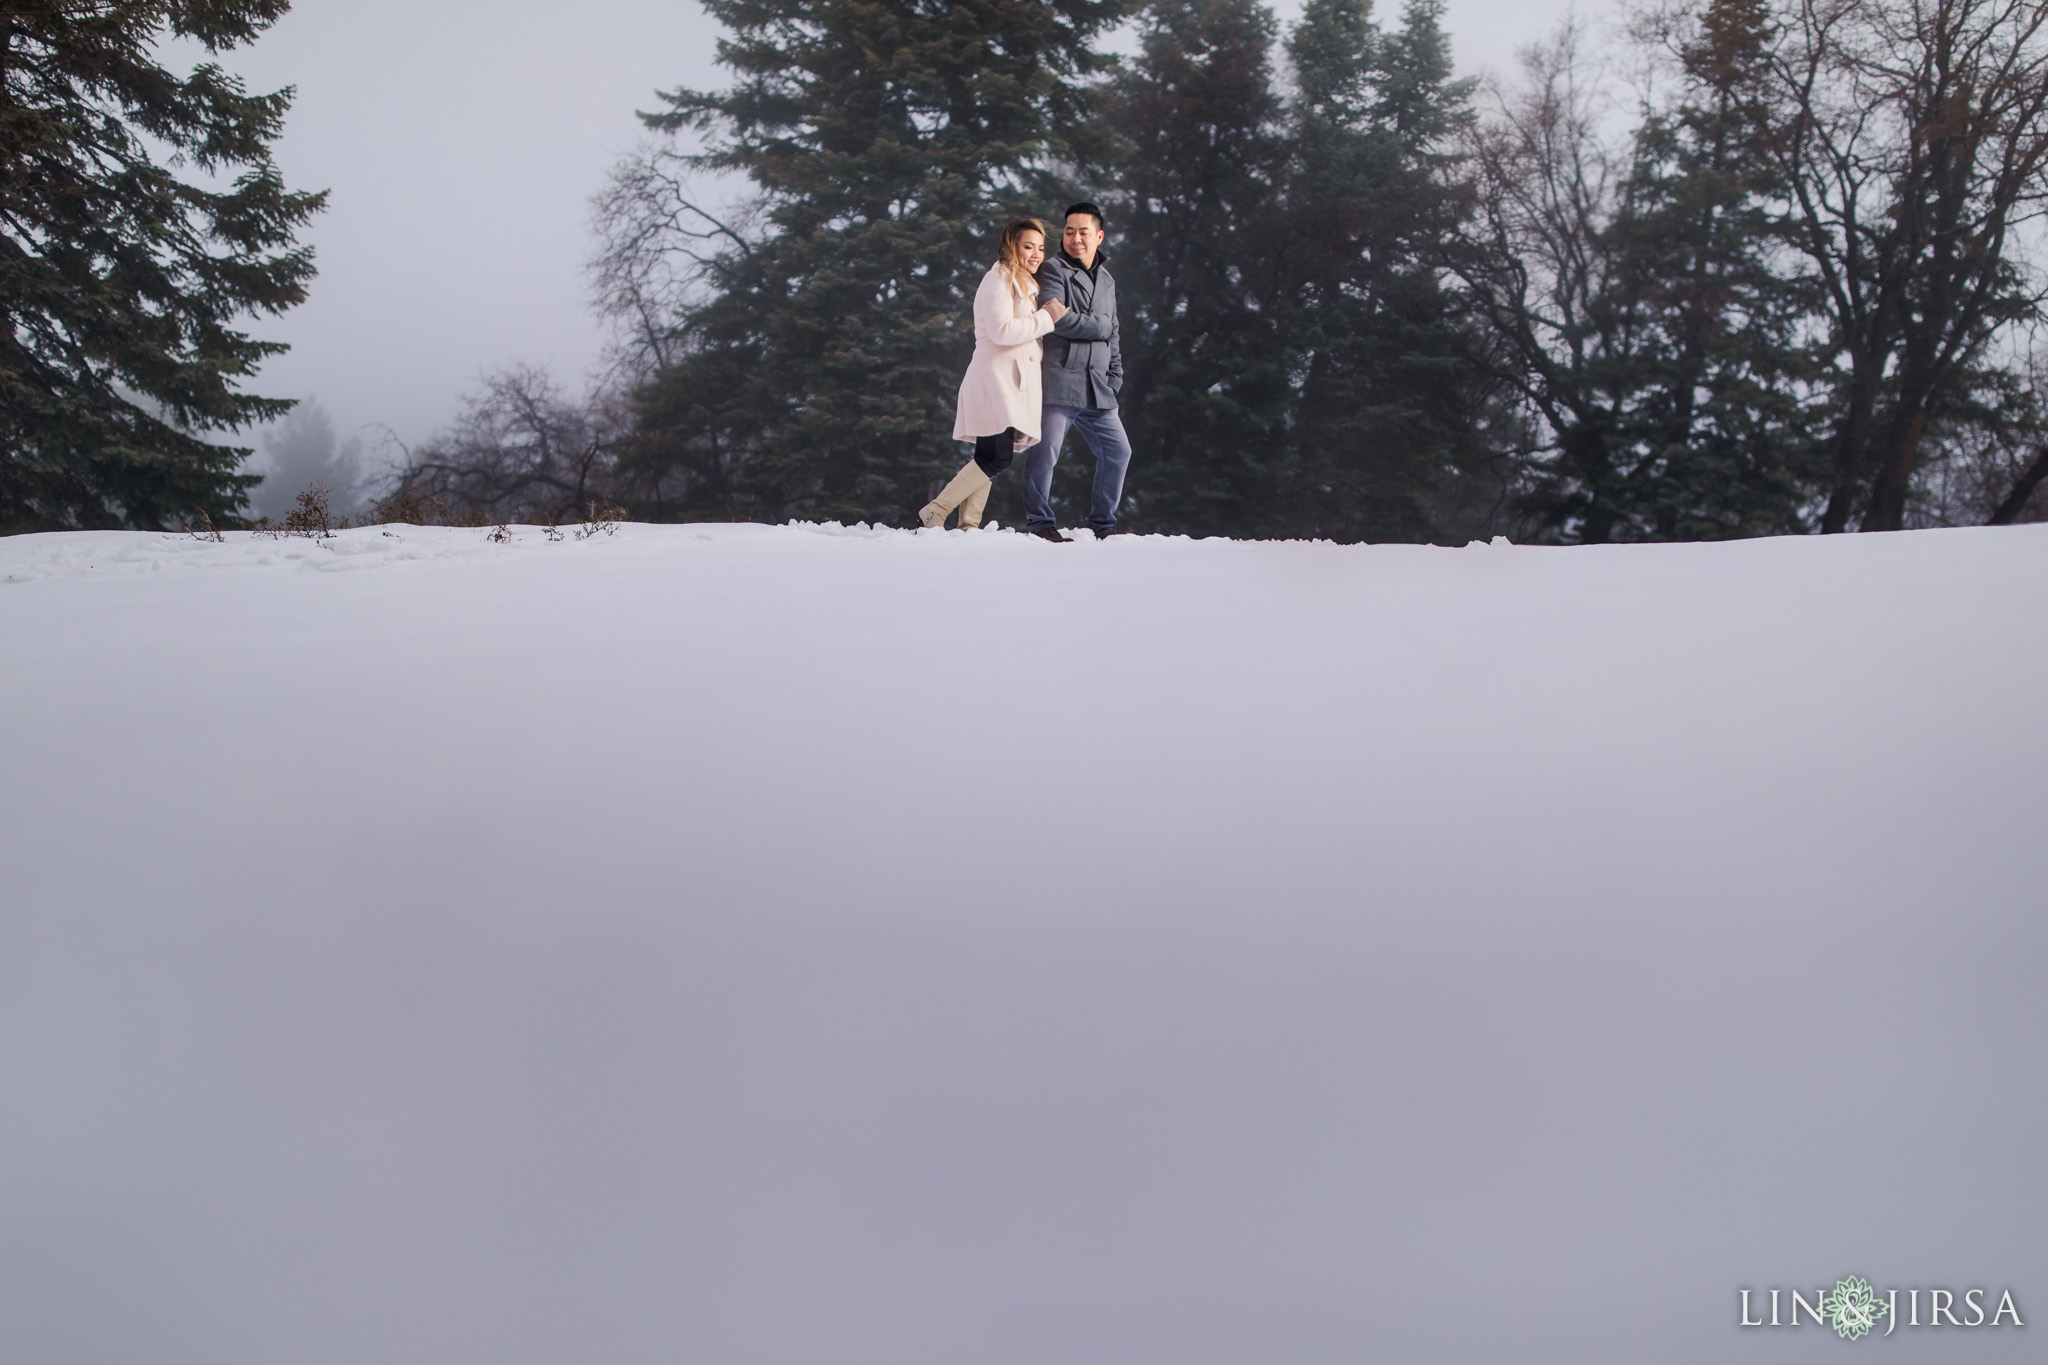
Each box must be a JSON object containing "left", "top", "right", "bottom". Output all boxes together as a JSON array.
[{"left": 4, "top": 521, "right": 2043, "bottom": 1364}]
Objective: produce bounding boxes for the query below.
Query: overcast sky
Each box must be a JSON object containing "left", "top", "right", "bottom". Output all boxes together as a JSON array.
[{"left": 219, "top": 0, "right": 1587, "bottom": 462}]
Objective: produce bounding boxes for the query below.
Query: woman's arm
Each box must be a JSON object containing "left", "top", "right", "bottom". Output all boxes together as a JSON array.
[{"left": 977, "top": 269, "right": 1054, "bottom": 347}]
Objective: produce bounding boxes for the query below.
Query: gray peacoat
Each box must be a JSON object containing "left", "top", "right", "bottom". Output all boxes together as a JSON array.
[{"left": 1036, "top": 249, "right": 1123, "bottom": 411}]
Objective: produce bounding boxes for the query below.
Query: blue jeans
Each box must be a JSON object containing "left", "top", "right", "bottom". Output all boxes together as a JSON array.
[{"left": 1022, "top": 404, "right": 1133, "bottom": 533}]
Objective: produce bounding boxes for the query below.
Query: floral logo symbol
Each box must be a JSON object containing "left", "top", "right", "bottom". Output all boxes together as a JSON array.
[{"left": 1822, "top": 1275, "right": 1889, "bottom": 1340}]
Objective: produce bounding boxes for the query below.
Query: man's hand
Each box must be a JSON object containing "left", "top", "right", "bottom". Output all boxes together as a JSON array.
[{"left": 1042, "top": 298, "right": 1069, "bottom": 322}]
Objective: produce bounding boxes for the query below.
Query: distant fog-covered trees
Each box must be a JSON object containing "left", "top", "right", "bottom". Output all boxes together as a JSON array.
[
  {"left": 250, "top": 399, "right": 364, "bottom": 522},
  {"left": 395, "top": 0, "right": 2048, "bottom": 540}
]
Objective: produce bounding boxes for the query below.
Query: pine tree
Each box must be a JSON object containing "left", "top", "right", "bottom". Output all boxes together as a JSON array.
[
  {"left": 1095, "top": 0, "right": 1290, "bottom": 537},
  {"left": 1273, "top": 0, "right": 1497, "bottom": 542},
  {"left": 0, "top": 3, "right": 324, "bottom": 533},
  {"left": 1088, "top": 0, "right": 1500, "bottom": 542},
  {"left": 1458, "top": 0, "right": 1819, "bottom": 543},
  {"left": 618, "top": 0, "right": 1128, "bottom": 524},
  {"left": 252, "top": 397, "right": 362, "bottom": 521},
  {"left": 1562, "top": 0, "right": 1821, "bottom": 540}
]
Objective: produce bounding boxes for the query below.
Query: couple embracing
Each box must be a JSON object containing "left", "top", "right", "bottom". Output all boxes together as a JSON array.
[{"left": 917, "top": 204, "right": 1132, "bottom": 542}]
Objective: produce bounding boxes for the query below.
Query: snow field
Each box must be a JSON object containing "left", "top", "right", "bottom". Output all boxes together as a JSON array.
[{"left": 3, "top": 520, "right": 2044, "bottom": 1364}]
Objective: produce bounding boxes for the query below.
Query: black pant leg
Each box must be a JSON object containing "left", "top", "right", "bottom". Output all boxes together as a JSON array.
[{"left": 973, "top": 428, "right": 1019, "bottom": 477}]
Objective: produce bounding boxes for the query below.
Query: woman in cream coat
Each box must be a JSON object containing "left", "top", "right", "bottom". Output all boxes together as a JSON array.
[{"left": 918, "top": 218, "right": 1068, "bottom": 529}]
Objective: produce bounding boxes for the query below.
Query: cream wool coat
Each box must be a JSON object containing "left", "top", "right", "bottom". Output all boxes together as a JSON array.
[{"left": 952, "top": 265, "right": 1054, "bottom": 443}]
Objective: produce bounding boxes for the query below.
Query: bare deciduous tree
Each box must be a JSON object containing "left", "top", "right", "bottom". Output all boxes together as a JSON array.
[
  {"left": 1457, "top": 22, "right": 1627, "bottom": 538},
  {"left": 588, "top": 146, "right": 755, "bottom": 383},
  {"left": 384, "top": 367, "right": 624, "bottom": 524},
  {"left": 1760, "top": 0, "right": 2048, "bottom": 530}
]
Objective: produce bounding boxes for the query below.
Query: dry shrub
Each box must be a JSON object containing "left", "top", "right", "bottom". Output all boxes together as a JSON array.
[
  {"left": 370, "top": 487, "right": 450, "bottom": 526},
  {"left": 577, "top": 499, "right": 628, "bottom": 540},
  {"left": 284, "top": 485, "right": 342, "bottom": 538}
]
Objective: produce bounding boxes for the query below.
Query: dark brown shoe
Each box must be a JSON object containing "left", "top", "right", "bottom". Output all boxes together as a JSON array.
[{"left": 1030, "top": 526, "right": 1072, "bottom": 543}]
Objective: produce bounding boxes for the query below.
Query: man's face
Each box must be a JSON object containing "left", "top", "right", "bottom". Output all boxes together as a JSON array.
[{"left": 1063, "top": 214, "right": 1104, "bottom": 266}]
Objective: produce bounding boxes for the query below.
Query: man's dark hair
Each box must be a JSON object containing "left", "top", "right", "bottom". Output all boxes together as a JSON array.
[{"left": 1064, "top": 203, "right": 1105, "bottom": 231}]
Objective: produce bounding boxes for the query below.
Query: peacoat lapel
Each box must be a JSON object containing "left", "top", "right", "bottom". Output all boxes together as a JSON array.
[{"left": 1056, "top": 248, "right": 1102, "bottom": 311}]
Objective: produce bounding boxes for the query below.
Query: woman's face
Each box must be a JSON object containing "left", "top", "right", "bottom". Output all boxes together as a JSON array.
[{"left": 1017, "top": 229, "right": 1046, "bottom": 274}]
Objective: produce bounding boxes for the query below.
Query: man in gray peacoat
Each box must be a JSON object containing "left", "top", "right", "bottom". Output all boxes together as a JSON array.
[{"left": 1023, "top": 203, "right": 1134, "bottom": 541}]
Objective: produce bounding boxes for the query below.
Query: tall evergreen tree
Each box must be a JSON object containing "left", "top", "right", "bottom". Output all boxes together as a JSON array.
[
  {"left": 1273, "top": 0, "right": 1498, "bottom": 542},
  {"left": 1577, "top": 0, "right": 1822, "bottom": 540},
  {"left": 615, "top": 0, "right": 1128, "bottom": 524},
  {"left": 1084, "top": 0, "right": 1500, "bottom": 541},
  {"left": 1457, "top": 1, "right": 1820, "bottom": 542},
  {"left": 0, "top": 2, "right": 323, "bottom": 533},
  {"left": 1095, "top": 0, "right": 1290, "bottom": 536}
]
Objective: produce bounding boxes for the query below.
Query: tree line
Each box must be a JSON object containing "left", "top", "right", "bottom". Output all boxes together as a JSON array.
[
  {"left": 5, "top": 0, "right": 2047, "bottom": 540},
  {"left": 490, "top": 0, "right": 2048, "bottom": 540}
]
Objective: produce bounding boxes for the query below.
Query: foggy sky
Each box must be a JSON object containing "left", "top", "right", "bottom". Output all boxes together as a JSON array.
[{"left": 219, "top": 0, "right": 1584, "bottom": 465}]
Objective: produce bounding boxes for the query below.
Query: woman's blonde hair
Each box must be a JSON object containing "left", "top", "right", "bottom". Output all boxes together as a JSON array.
[{"left": 996, "top": 217, "right": 1049, "bottom": 299}]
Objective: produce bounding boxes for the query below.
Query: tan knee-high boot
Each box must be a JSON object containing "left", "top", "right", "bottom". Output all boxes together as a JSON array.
[
  {"left": 956, "top": 479, "right": 991, "bottom": 529},
  {"left": 918, "top": 459, "right": 991, "bottom": 529}
]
